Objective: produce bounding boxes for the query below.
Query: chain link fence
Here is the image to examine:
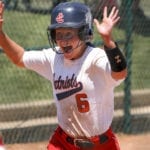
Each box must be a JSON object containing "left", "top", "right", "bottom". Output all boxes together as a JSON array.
[{"left": 0, "top": 0, "right": 150, "bottom": 144}]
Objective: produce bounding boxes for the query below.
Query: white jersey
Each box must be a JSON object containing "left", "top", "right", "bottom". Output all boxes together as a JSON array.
[{"left": 23, "top": 46, "right": 123, "bottom": 138}]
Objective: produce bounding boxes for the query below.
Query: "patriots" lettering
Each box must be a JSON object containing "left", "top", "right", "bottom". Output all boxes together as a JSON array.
[
  {"left": 53, "top": 74, "right": 83, "bottom": 100},
  {"left": 54, "top": 73, "right": 78, "bottom": 90}
]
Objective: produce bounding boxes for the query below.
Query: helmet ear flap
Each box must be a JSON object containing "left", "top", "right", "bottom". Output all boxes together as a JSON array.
[
  {"left": 50, "top": 29, "right": 56, "bottom": 43},
  {"left": 78, "top": 26, "right": 93, "bottom": 41}
]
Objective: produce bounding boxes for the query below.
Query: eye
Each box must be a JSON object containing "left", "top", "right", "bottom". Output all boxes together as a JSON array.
[
  {"left": 65, "top": 32, "right": 74, "bottom": 40},
  {"left": 55, "top": 32, "right": 76, "bottom": 41},
  {"left": 55, "top": 32, "right": 63, "bottom": 41}
]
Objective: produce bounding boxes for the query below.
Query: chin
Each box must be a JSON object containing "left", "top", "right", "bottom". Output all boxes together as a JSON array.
[{"left": 64, "top": 53, "right": 73, "bottom": 59}]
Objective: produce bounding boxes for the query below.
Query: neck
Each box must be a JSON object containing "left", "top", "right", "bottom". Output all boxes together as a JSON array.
[{"left": 72, "top": 42, "right": 87, "bottom": 60}]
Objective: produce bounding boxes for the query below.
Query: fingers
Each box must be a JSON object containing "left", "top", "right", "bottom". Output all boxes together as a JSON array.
[
  {"left": 109, "top": 6, "right": 116, "bottom": 18},
  {"left": 0, "top": 1, "right": 4, "bottom": 22},
  {"left": 93, "top": 18, "right": 99, "bottom": 26},
  {"left": 113, "top": 15, "right": 120, "bottom": 24},
  {"left": 104, "top": 6, "right": 120, "bottom": 24},
  {"left": 103, "top": 6, "right": 107, "bottom": 19},
  {"left": 110, "top": 8, "right": 120, "bottom": 25},
  {"left": 103, "top": 6, "right": 118, "bottom": 18},
  {"left": 0, "top": 1, "right": 4, "bottom": 14}
]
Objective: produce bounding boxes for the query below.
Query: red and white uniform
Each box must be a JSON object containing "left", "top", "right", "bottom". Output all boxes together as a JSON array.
[{"left": 23, "top": 45, "right": 123, "bottom": 139}]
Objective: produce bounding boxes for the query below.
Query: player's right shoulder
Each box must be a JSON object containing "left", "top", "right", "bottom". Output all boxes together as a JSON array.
[{"left": 22, "top": 48, "right": 56, "bottom": 68}]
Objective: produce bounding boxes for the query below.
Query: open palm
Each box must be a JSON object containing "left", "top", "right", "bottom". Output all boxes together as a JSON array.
[{"left": 94, "top": 6, "right": 120, "bottom": 37}]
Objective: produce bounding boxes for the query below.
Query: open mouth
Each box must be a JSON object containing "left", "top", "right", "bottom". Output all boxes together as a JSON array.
[{"left": 63, "top": 46, "right": 73, "bottom": 53}]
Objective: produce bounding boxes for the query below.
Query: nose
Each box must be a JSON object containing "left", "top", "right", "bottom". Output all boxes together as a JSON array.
[{"left": 59, "top": 39, "right": 70, "bottom": 46}]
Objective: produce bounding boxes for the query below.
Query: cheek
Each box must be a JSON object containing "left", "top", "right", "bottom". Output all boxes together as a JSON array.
[
  {"left": 71, "top": 38, "right": 80, "bottom": 46},
  {"left": 56, "top": 41, "right": 61, "bottom": 45},
  {"left": 72, "top": 41, "right": 78, "bottom": 47}
]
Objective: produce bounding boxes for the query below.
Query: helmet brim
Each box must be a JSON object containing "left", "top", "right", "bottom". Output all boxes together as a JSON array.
[{"left": 48, "top": 22, "right": 86, "bottom": 30}]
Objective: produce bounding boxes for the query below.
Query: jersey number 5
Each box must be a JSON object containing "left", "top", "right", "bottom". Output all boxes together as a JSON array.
[{"left": 75, "top": 93, "right": 90, "bottom": 113}]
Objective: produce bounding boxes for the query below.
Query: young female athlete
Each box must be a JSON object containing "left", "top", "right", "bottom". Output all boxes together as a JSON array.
[{"left": 0, "top": 1, "right": 127, "bottom": 150}]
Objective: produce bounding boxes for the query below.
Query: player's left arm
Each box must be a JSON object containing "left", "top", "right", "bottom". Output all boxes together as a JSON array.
[
  {"left": 94, "top": 6, "right": 127, "bottom": 80},
  {"left": 104, "top": 42, "right": 127, "bottom": 80}
]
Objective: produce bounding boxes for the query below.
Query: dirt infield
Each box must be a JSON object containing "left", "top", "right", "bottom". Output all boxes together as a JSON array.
[{"left": 5, "top": 133, "right": 150, "bottom": 150}]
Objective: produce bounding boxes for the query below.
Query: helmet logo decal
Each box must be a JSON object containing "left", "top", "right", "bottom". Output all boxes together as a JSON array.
[{"left": 56, "top": 13, "right": 64, "bottom": 24}]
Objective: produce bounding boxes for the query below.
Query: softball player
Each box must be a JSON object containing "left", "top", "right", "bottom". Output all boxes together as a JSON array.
[{"left": 0, "top": 1, "right": 127, "bottom": 150}]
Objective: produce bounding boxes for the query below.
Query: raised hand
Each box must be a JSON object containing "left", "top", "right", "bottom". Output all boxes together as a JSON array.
[
  {"left": 94, "top": 6, "right": 120, "bottom": 41},
  {"left": 0, "top": 1, "right": 4, "bottom": 32}
]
